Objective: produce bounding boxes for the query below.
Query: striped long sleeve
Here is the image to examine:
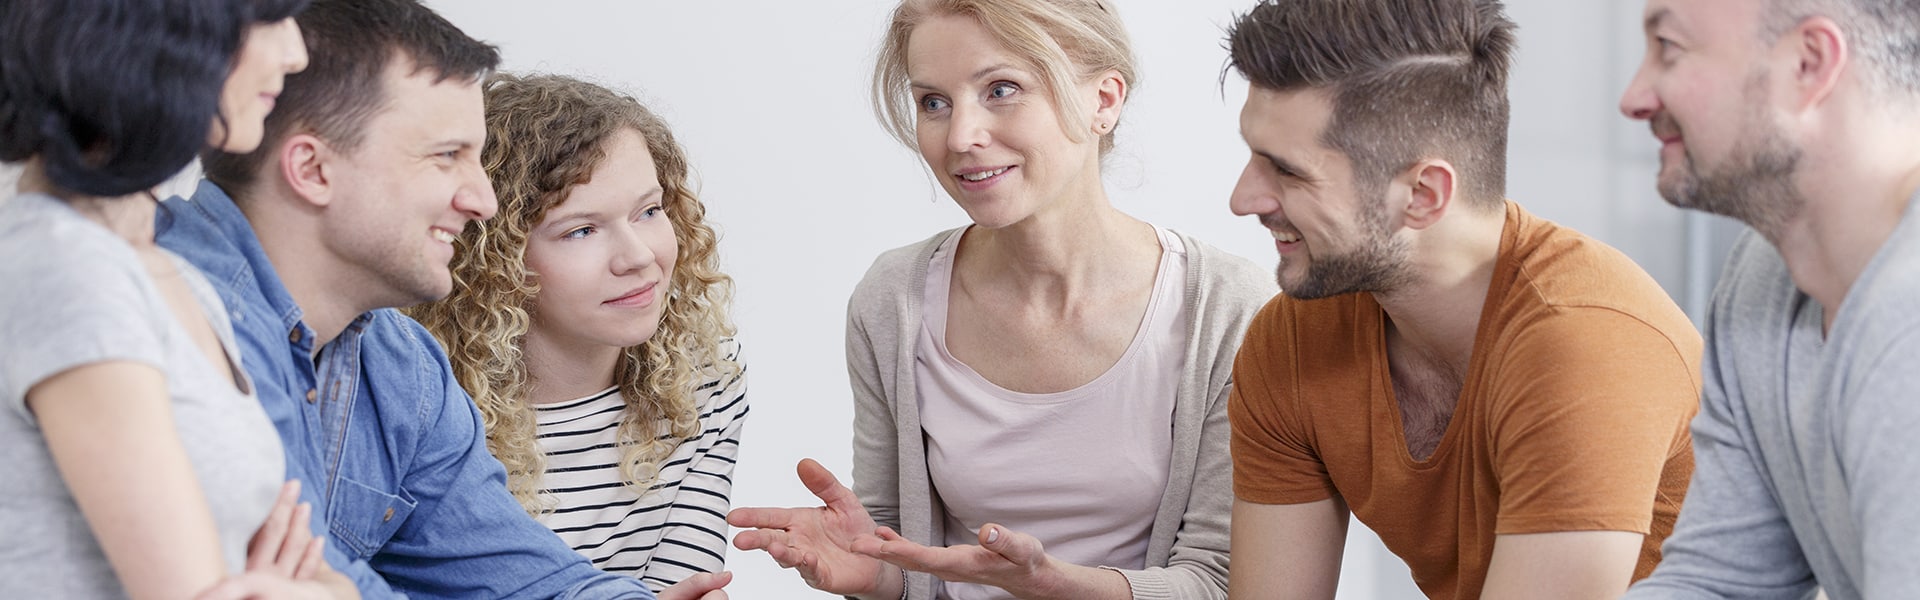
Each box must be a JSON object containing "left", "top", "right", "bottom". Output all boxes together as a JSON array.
[{"left": 532, "top": 340, "right": 749, "bottom": 591}]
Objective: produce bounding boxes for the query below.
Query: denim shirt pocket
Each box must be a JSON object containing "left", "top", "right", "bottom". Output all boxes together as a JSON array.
[{"left": 328, "top": 476, "right": 417, "bottom": 560}]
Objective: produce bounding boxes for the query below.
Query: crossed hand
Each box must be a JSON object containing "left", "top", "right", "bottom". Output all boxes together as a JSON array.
[
  {"left": 657, "top": 571, "right": 731, "bottom": 600},
  {"left": 729, "top": 459, "right": 1061, "bottom": 599},
  {"left": 196, "top": 480, "right": 345, "bottom": 600},
  {"left": 196, "top": 480, "right": 732, "bottom": 600}
]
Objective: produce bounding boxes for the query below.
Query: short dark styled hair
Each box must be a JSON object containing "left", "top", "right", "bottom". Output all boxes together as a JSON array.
[
  {"left": 0, "top": 0, "right": 307, "bottom": 197},
  {"left": 201, "top": 0, "right": 500, "bottom": 191},
  {"left": 1227, "top": 0, "right": 1516, "bottom": 207}
]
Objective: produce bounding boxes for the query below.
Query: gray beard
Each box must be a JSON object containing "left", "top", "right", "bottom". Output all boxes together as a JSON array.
[
  {"left": 1662, "top": 134, "right": 1806, "bottom": 240},
  {"left": 1659, "top": 73, "right": 1807, "bottom": 239}
]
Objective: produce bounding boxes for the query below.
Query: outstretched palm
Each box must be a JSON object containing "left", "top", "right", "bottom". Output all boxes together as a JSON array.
[{"left": 729, "top": 459, "right": 889, "bottom": 596}]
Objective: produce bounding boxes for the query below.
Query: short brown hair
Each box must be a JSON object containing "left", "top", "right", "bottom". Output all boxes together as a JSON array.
[
  {"left": 201, "top": 0, "right": 499, "bottom": 192},
  {"left": 1227, "top": 0, "right": 1515, "bottom": 207}
]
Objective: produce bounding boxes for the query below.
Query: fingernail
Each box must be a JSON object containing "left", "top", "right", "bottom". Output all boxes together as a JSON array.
[{"left": 986, "top": 527, "right": 1000, "bottom": 543}]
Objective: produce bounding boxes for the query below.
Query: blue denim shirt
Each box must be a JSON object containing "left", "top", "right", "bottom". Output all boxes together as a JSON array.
[{"left": 158, "top": 181, "right": 656, "bottom": 600}]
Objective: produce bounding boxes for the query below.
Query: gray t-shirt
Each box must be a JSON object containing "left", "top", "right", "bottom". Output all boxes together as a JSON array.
[
  {"left": 0, "top": 193, "right": 285, "bottom": 597},
  {"left": 1625, "top": 192, "right": 1920, "bottom": 600}
]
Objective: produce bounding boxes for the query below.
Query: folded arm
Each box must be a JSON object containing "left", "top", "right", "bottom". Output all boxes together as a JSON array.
[{"left": 32, "top": 362, "right": 229, "bottom": 599}]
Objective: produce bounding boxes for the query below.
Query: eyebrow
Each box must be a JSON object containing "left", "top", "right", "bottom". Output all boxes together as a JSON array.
[
  {"left": 1256, "top": 150, "right": 1314, "bottom": 183},
  {"left": 909, "top": 63, "right": 1021, "bottom": 91},
  {"left": 1643, "top": 7, "right": 1671, "bottom": 33},
  {"left": 540, "top": 188, "right": 665, "bottom": 229},
  {"left": 428, "top": 140, "right": 477, "bottom": 154},
  {"left": 541, "top": 209, "right": 604, "bottom": 229}
]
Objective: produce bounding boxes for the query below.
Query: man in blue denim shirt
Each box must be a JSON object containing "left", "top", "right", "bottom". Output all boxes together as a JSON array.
[{"left": 158, "top": 1, "right": 725, "bottom": 598}]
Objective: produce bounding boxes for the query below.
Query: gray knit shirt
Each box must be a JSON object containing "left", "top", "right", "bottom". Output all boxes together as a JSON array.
[
  {"left": 845, "top": 227, "right": 1276, "bottom": 600},
  {"left": 1625, "top": 193, "right": 1920, "bottom": 600}
]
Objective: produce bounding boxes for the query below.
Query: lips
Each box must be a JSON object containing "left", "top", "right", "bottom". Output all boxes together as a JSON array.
[
  {"left": 605, "top": 282, "right": 659, "bottom": 308},
  {"left": 1649, "top": 113, "right": 1683, "bottom": 146},
  {"left": 1272, "top": 229, "right": 1305, "bottom": 255},
  {"left": 953, "top": 165, "right": 1014, "bottom": 191},
  {"left": 1259, "top": 217, "right": 1304, "bottom": 254}
]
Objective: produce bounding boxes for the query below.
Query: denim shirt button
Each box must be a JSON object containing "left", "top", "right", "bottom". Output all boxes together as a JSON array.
[
  {"left": 382, "top": 507, "right": 394, "bottom": 523},
  {"left": 289, "top": 328, "right": 303, "bottom": 344},
  {"left": 305, "top": 388, "right": 317, "bottom": 404}
]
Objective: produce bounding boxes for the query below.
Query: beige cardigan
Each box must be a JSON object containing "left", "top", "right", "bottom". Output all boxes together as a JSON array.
[{"left": 845, "top": 227, "right": 1277, "bottom": 600}]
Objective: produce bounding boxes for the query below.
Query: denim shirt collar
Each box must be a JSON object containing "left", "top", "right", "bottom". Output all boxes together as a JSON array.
[{"left": 163, "top": 180, "right": 329, "bottom": 352}]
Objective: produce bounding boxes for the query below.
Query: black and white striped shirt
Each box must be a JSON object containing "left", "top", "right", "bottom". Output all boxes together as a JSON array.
[{"left": 531, "top": 341, "right": 747, "bottom": 591}]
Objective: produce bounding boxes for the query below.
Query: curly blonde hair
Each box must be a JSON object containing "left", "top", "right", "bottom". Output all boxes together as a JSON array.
[{"left": 407, "top": 72, "right": 737, "bottom": 515}]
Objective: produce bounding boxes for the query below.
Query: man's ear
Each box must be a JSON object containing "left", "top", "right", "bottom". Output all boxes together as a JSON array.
[
  {"left": 1400, "top": 159, "right": 1458, "bottom": 230},
  {"left": 278, "top": 133, "right": 333, "bottom": 208},
  {"left": 1783, "top": 16, "right": 1848, "bottom": 112}
]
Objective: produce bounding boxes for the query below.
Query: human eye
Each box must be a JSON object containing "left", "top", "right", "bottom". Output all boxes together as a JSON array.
[
  {"left": 1653, "top": 37, "right": 1681, "bottom": 62},
  {"left": 919, "top": 95, "right": 949, "bottom": 113},
  {"left": 562, "top": 225, "right": 595, "bottom": 240},
  {"left": 430, "top": 149, "right": 462, "bottom": 167},
  {"left": 988, "top": 82, "right": 1019, "bottom": 99},
  {"left": 637, "top": 203, "right": 666, "bottom": 221}
]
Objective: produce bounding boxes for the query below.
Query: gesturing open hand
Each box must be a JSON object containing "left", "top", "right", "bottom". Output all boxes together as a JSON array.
[
  {"left": 728, "top": 459, "right": 893, "bottom": 596},
  {"left": 853, "top": 522, "right": 1060, "bottom": 597}
]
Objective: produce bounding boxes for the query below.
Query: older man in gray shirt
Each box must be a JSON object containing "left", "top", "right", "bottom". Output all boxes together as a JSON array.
[{"left": 1616, "top": 0, "right": 1920, "bottom": 598}]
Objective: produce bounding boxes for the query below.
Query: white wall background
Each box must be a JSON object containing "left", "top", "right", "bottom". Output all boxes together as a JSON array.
[
  {"left": 417, "top": 2, "right": 1720, "bottom": 598},
  {"left": 0, "top": 1, "right": 1736, "bottom": 598}
]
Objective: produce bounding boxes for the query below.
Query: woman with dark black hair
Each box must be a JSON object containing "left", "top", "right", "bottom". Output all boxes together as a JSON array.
[{"left": 0, "top": 0, "right": 344, "bottom": 598}]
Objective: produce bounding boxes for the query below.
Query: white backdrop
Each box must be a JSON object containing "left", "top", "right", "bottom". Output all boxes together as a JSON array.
[
  {"left": 0, "top": 1, "right": 1714, "bottom": 598},
  {"left": 419, "top": 2, "right": 1705, "bottom": 598}
]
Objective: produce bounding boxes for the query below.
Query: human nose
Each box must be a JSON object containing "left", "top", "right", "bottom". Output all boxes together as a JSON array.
[
  {"left": 608, "top": 223, "right": 659, "bottom": 275},
  {"left": 946, "top": 102, "right": 990, "bottom": 153},
  {"left": 281, "top": 19, "right": 309, "bottom": 74},
  {"left": 453, "top": 157, "right": 497, "bottom": 222},
  {"left": 1229, "top": 159, "right": 1279, "bottom": 217},
  {"left": 1618, "top": 61, "right": 1661, "bottom": 121}
]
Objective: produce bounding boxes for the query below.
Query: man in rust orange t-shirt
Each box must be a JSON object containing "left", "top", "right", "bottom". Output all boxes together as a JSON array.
[{"left": 1219, "top": 1, "right": 1703, "bottom": 599}]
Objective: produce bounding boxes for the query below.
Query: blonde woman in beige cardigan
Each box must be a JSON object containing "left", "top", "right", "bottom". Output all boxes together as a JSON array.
[{"left": 728, "top": 1, "right": 1275, "bottom": 598}]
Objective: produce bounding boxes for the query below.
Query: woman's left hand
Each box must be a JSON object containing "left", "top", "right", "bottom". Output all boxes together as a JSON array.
[
  {"left": 192, "top": 573, "right": 350, "bottom": 600},
  {"left": 657, "top": 571, "right": 731, "bottom": 600},
  {"left": 851, "top": 523, "right": 1067, "bottom": 599},
  {"left": 245, "top": 481, "right": 326, "bottom": 580}
]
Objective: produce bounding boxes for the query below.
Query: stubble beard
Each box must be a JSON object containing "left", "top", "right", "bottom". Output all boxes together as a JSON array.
[
  {"left": 353, "top": 236, "right": 454, "bottom": 310},
  {"left": 1280, "top": 185, "right": 1413, "bottom": 300},
  {"left": 1657, "top": 73, "right": 1807, "bottom": 239}
]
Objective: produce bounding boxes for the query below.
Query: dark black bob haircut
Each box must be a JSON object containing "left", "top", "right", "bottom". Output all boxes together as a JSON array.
[{"left": 0, "top": 0, "right": 309, "bottom": 198}]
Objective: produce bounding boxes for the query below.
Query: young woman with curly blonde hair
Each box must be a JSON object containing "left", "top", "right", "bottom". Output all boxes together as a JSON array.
[{"left": 407, "top": 73, "right": 745, "bottom": 594}]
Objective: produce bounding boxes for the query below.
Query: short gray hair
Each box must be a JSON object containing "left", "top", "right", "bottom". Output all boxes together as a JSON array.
[{"left": 1764, "top": 0, "right": 1920, "bottom": 97}]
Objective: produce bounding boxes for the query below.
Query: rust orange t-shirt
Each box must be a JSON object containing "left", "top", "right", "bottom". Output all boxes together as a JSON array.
[{"left": 1229, "top": 201, "right": 1702, "bottom": 599}]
